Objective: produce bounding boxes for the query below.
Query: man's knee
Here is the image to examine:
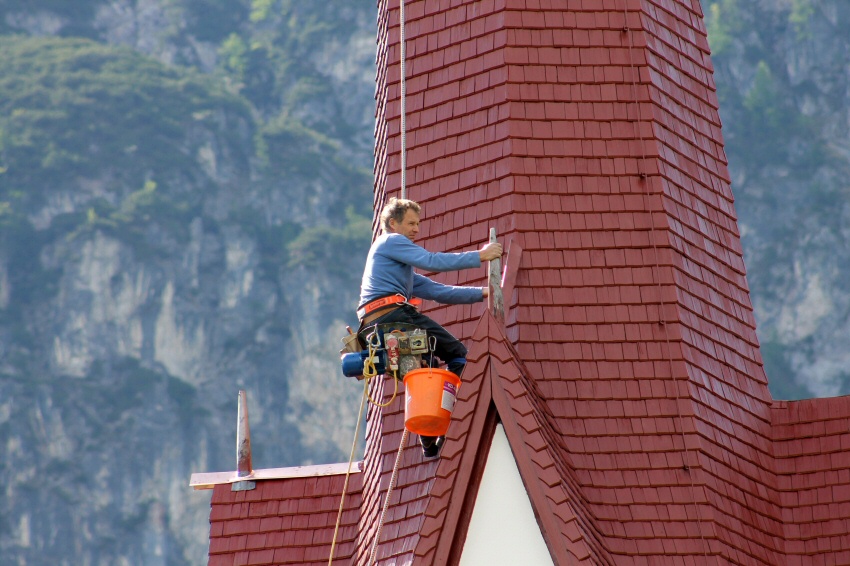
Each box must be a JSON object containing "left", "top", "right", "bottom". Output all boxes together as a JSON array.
[{"left": 447, "top": 357, "right": 467, "bottom": 378}]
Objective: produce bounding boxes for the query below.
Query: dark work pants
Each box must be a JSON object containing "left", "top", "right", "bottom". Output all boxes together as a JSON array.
[{"left": 357, "top": 304, "right": 468, "bottom": 377}]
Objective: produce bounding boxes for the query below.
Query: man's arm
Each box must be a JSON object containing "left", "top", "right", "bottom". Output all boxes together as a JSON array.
[
  {"left": 412, "top": 273, "right": 484, "bottom": 304},
  {"left": 383, "top": 234, "right": 481, "bottom": 272},
  {"left": 383, "top": 234, "right": 502, "bottom": 270}
]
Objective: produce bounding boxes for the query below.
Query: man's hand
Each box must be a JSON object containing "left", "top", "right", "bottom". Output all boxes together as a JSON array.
[
  {"left": 482, "top": 286, "right": 489, "bottom": 298},
  {"left": 479, "top": 242, "right": 503, "bottom": 261}
]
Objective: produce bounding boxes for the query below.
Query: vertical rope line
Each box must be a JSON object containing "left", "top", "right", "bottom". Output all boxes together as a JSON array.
[
  {"left": 327, "top": 380, "right": 368, "bottom": 566},
  {"left": 368, "top": 428, "right": 409, "bottom": 565},
  {"left": 364, "top": 2, "right": 407, "bottom": 562},
  {"left": 399, "top": 0, "right": 408, "bottom": 200},
  {"left": 621, "top": 3, "right": 710, "bottom": 558}
]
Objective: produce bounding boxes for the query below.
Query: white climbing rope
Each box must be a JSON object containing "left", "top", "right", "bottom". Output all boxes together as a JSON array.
[
  {"left": 399, "top": 0, "right": 408, "bottom": 200},
  {"left": 331, "top": 4, "right": 411, "bottom": 562}
]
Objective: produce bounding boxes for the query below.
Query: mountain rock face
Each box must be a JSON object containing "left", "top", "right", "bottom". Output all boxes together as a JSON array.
[
  {"left": 0, "top": 0, "right": 847, "bottom": 564},
  {"left": 0, "top": 2, "right": 376, "bottom": 564},
  {"left": 705, "top": 0, "right": 850, "bottom": 398}
]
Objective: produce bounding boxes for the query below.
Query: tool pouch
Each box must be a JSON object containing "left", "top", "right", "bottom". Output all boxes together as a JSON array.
[{"left": 340, "top": 332, "right": 360, "bottom": 355}]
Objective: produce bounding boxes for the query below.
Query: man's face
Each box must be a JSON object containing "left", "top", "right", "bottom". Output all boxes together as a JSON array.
[{"left": 390, "top": 209, "right": 420, "bottom": 241}]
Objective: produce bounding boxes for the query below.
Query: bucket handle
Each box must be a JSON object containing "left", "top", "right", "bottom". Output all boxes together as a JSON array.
[{"left": 428, "top": 335, "right": 438, "bottom": 375}]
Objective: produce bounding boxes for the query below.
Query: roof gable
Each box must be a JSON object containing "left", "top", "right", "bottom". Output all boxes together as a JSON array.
[
  {"left": 416, "top": 312, "right": 613, "bottom": 565},
  {"left": 459, "top": 423, "right": 554, "bottom": 565}
]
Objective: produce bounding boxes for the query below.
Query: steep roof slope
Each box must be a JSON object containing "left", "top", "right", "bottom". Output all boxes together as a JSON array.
[
  {"left": 640, "top": 3, "right": 789, "bottom": 561},
  {"left": 193, "top": 1, "right": 850, "bottom": 564},
  {"left": 414, "top": 312, "right": 617, "bottom": 564},
  {"left": 360, "top": 0, "right": 511, "bottom": 560}
]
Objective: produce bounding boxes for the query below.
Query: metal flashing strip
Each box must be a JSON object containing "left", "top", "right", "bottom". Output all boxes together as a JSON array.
[{"left": 189, "top": 461, "right": 363, "bottom": 490}]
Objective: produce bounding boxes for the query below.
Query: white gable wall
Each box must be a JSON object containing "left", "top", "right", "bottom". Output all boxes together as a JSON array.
[{"left": 459, "top": 423, "right": 555, "bottom": 565}]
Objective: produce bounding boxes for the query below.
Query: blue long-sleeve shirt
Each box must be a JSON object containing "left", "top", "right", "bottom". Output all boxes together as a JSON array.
[{"left": 359, "top": 233, "right": 484, "bottom": 309}]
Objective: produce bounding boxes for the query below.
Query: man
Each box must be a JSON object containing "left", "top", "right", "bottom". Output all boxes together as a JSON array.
[{"left": 357, "top": 197, "right": 502, "bottom": 457}]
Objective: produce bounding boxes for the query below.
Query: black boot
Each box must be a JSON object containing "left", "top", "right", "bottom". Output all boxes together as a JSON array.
[{"left": 420, "top": 435, "right": 445, "bottom": 458}]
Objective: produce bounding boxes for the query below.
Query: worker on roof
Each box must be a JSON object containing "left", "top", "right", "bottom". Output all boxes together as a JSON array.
[{"left": 357, "top": 197, "right": 502, "bottom": 458}]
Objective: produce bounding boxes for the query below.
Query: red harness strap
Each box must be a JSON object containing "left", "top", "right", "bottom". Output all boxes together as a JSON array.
[
  {"left": 357, "top": 295, "right": 406, "bottom": 320},
  {"left": 357, "top": 295, "right": 422, "bottom": 320}
]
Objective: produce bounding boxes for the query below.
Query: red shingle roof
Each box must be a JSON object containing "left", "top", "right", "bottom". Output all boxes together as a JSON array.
[
  {"left": 207, "top": 471, "right": 362, "bottom": 566},
  {"left": 193, "top": 1, "right": 850, "bottom": 564},
  {"left": 772, "top": 398, "right": 850, "bottom": 564},
  {"left": 414, "top": 312, "right": 617, "bottom": 564}
]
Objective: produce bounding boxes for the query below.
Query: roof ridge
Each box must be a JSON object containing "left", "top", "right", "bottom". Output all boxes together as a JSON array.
[
  {"left": 413, "top": 311, "right": 617, "bottom": 564},
  {"left": 485, "top": 315, "right": 617, "bottom": 565}
]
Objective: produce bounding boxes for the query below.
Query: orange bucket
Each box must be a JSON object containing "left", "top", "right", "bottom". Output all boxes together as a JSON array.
[{"left": 403, "top": 368, "right": 461, "bottom": 437}]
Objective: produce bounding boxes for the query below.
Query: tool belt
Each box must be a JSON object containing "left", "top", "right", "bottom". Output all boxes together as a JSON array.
[{"left": 357, "top": 295, "right": 421, "bottom": 325}]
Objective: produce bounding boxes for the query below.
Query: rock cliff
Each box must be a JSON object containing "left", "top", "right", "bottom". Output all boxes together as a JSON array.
[
  {"left": 706, "top": 0, "right": 850, "bottom": 398},
  {"left": 0, "top": 2, "right": 375, "bottom": 564}
]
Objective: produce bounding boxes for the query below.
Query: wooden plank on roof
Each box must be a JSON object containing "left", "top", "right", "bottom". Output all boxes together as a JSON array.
[{"left": 190, "top": 461, "right": 362, "bottom": 490}]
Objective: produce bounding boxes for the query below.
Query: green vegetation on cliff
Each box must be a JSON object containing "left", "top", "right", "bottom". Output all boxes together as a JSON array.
[
  {"left": 0, "top": 7, "right": 375, "bottom": 563},
  {"left": 0, "top": 36, "right": 250, "bottom": 214}
]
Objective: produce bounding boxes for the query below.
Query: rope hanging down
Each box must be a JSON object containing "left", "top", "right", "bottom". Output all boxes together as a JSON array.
[
  {"left": 327, "top": 379, "right": 368, "bottom": 566},
  {"left": 368, "top": 428, "right": 409, "bottom": 565},
  {"left": 327, "top": 362, "right": 405, "bottom": 565},
  {"left": 399, "top": 0, "right": 407, "bottom": 199},
  {"left": 330, "top": 4, "right": 410, "bottom": 562},
  {"left": 328, "top": 329, "right": 399, "bottom": 563}
]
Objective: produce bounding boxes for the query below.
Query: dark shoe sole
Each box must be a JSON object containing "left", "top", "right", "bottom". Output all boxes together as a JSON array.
[{"left": 421, "top": 435, "right": 445, "bottom": 458}]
